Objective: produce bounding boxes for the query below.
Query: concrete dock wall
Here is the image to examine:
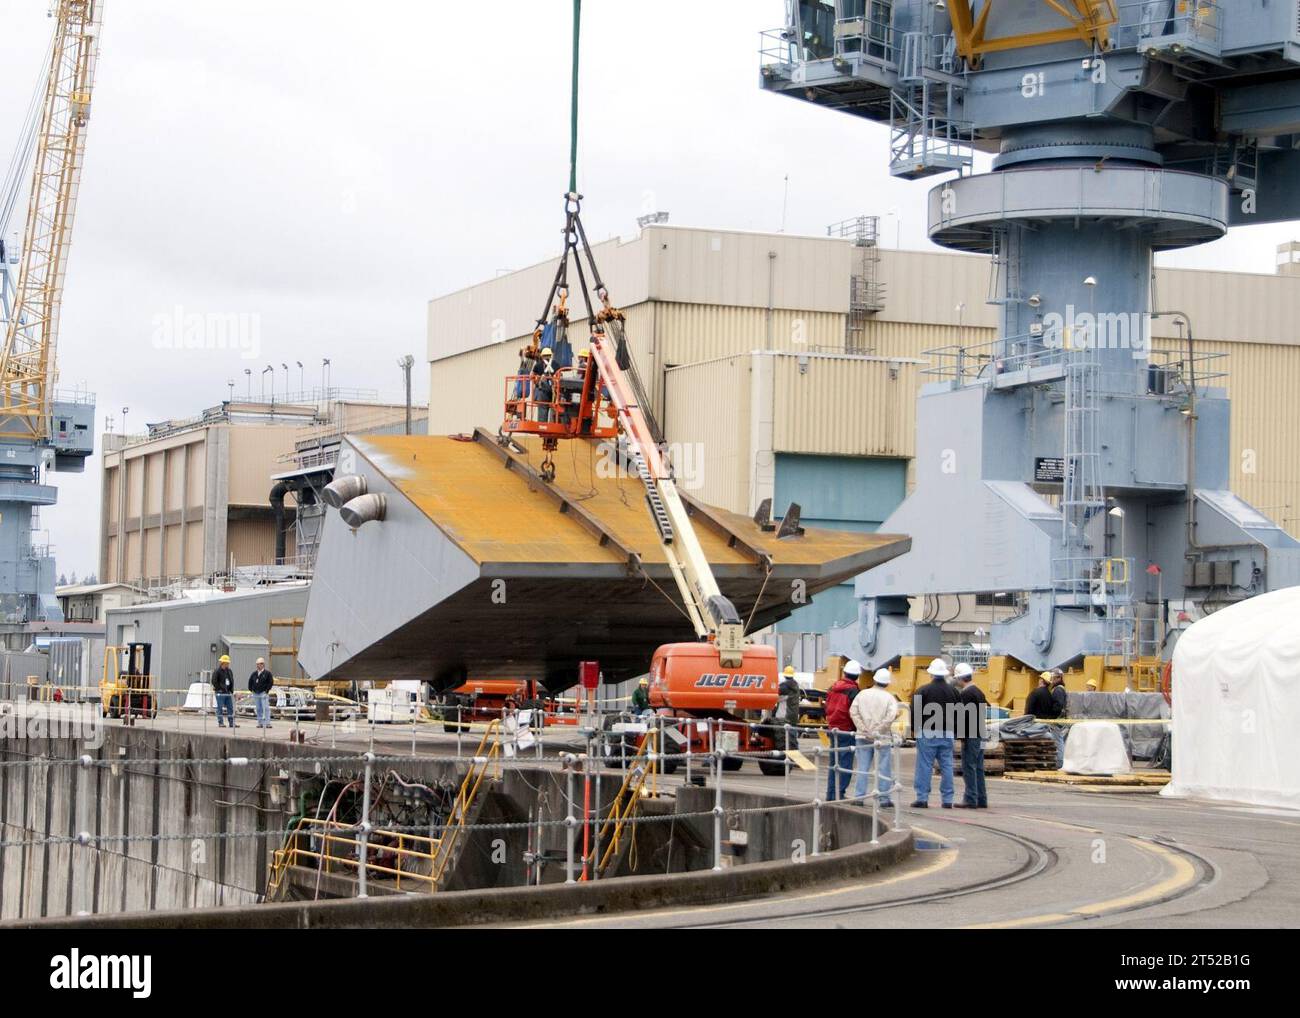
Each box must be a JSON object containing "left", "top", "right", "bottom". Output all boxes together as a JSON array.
[{"left": 1, "top": 722, "right": 907, "bottom": 923}]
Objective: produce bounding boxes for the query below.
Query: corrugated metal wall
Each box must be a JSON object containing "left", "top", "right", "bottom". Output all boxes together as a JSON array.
[
  {"left": 104, "top": 585, "right": 311, "bottom": 692},
  {"left": 426, "top": 224, "right": 850, "bottom": 363},
  {"left": 663, "top": 356, "right": 751, "bottom": 513},
  {"left": 1151, "top": 336, "right": 1300, "bottom": 533},
  {"left": 428, "top": 241, "right": 1300, "bottom": 539},
  {"left": 772, "top": 353, "right": 920, "bottom": 457}
]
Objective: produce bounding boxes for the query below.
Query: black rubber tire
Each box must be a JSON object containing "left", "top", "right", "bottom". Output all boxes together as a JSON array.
[
  {"left": 660, "top": 758, "right": 679, "bottom": 775},
  {"left": 721, "top": 756, "right": 744, "bottom": 772},
  {"left": 758, "top": 759, "right": 788, "bottom": 777}
]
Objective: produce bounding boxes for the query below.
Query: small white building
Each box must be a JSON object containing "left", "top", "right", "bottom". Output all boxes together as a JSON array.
[{"left": 55, "top": 582, "right": 151, "bottom": 624}]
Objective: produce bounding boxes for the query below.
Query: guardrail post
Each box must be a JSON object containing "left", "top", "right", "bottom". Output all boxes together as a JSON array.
[
  {"left": 593, "top": 764, "right": 602, "bottom": 882},
  {"left": 358, "top": 751, "right": 374, "bottom": 898},
  {"left": 783, "top": 724, "right": 792, "bottom": 797},
  {"left": 811, "top": 795, "right": 822, "bottom": 858},
  {"left": 456, "top": 705, "right": 463, "bottom": 759},
  {"left": 712, "top": 729, "right": 723, "bottom": 872},
  {"left": 870, "top": 739, "right": 880, "bottom": 846},
  {"left": 564, "top": 754, "right": 577, "bottom": 884},
  {"left": 684, "top": 714, "right": 692, "bottom": 783},
  {"left": 892, "top": 741, "right": 905, "bottom": 831}
]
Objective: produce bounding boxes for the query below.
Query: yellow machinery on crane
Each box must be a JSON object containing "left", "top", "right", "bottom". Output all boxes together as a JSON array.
[
  {"left": 947, "top": 1, "right": 1118, "bottom": 67},
  {"left": 0, "top": 1, "right": 100, "bottom": 622}
]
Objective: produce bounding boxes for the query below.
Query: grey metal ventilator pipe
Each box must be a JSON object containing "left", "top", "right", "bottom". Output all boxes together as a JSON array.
[
  {"left": 322, "top": 474, "right": 367, "bottom": 509},
  {"left": 340, "top": 493, "right": 386, "bottom": 530}
]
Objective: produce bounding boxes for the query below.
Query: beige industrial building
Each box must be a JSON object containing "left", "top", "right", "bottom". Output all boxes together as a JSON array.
[
  {"left": 428, "top": 222, "right": 1300, "bottom": 635},
  {"left": 99, "top": 395, "right": 422, "bottom": 588}
]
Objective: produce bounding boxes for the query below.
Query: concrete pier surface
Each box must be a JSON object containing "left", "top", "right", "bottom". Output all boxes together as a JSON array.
[{"left": 1, "top": 703, "right": 1296, "bottom": 928}]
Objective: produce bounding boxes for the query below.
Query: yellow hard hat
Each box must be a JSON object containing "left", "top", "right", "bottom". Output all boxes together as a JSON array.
[
  {"left": 540, "top": 347, "right": 553, "bottom": 357},
  {"left": 1039, "top": 671, "right": 1053, "bottom": 682},
  {"left": 783, "top": 665, "right": 795, "bottom": 677},
  {"left": 1085, "top": 679, "right": 1098, "bottom": 689},
  {"left": 219, "top": 655, "right": 230, "bottom": 664},
  {"left": 639, "top": 678, "right": 648, "bottom": 686},
  {"left": 578, "top": 348, "right": 590, "bottom": 359}
]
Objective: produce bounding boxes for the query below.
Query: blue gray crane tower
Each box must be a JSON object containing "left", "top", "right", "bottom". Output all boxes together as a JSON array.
[{"left": 760, "top": 1, "right": 1300, "bottom": 675}]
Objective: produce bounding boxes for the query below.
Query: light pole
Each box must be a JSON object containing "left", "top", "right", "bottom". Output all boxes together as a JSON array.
[
  {"left": 282, "top": 363, "right": 289, "bottom": 400},
  {"left": 244, "top": 367, "right": 251, "bottom": 399},
  {"left": 398, "top": 355, "right": 415, "bottom": 435},
  {"left": 296, "top": 360, "right": 304, "bottom": 397},
  {"left": 262, "top": 365, "right": 273, "bottom": 403}
]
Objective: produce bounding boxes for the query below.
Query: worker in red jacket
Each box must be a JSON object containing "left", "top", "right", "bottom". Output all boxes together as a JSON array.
[{"left": 824, "top": 661, "right": 862, "bottom": 801}]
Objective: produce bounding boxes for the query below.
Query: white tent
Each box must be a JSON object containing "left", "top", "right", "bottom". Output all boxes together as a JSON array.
[{"left": 1162, "top": 585, "right": 1300, "bottom": 809}]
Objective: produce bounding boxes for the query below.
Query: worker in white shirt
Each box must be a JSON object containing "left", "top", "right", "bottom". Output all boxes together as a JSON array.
[{"left": 850, "top": 668, "right": 900, "bottom": 808}]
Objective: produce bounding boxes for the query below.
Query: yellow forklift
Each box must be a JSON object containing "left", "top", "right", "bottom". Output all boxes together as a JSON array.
[{"left": 100, "top": 642, "right": 158, "bottom": 719}]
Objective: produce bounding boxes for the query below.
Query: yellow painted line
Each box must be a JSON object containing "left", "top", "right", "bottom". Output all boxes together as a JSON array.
[
  {"left": 1005, "top": 814, "right": 1102, "bottom": 835},
  {"left": 965, "top": 837, "right": 1197, "bottom": 929},
  {"left": 517, "top": 832, "right": 958, "bottom": 929}
]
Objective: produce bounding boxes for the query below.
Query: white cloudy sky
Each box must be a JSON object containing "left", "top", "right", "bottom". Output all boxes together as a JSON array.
[{"left": 1, "top": 0, "right": 1295, "bottom": 576}]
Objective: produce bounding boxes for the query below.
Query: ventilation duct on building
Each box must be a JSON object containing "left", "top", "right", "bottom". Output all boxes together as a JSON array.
[
  {"left": 269, "top": 481, "right": 289, "bottom": 563},
  {"left": 323, "top": 474, "right": 367, "bottom": 509},
  {"left": 340, "top": 493, "right": 386, "bottom": 530}
]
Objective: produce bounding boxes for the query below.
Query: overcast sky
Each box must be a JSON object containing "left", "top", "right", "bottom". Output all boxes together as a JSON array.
[{"left": 1, "top": 0, "right": 1296, "bottom": 577}]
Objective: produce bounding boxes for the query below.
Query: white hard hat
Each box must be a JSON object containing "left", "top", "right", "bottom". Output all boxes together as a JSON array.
[
  {"left": 872, "top": 668, "right": 892, "bottom": 687},
  {"left": 843, "top": 660, "right": 863, "bottom": 677},
  {"left": 954, "top": 663, "right": 974, "bottom": 680},
  {"left": 927, "top": 658, "right": 950, "bottom": 677}
]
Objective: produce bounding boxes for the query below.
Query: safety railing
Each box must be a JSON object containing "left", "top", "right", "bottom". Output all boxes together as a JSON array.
[
  {"left": 582, "top": 725, "right": 655, "bottom": 879},
  {"left": 502, "top": 366, "right": 618, "bottom": 440},
  {"left": 922, "top": 334, "right": 1228, "bottom": 391},
  {"left": 267, "top": 816, "right": 440, "bottom": 897},
  {"left": 759, "top": 6, "right": 897, "bottom": 70},
  {"left": 429, "top": 720, "right": 502, "bottom": 886},
  {"left": 1112, "top": 0, "right": 1221, "bottom": 55}
]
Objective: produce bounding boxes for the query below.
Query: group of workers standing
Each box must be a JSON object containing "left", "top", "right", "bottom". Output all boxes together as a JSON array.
[
  {"left": 823, "top": 657, "right": 989, "bottom": 810},
  {"left": 210, "top": 655, "right": 277, "bottom": 729}
]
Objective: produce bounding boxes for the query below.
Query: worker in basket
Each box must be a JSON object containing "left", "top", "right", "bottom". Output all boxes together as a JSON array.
[
  {"left": 532, "top": 346, "right": 556, "bottom": 422},
  {"left": 558, "top": 347, "right": 590, "bottom": 428}
]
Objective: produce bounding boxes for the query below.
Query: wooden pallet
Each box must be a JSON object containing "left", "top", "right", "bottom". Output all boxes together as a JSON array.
[{"left": 1000, "top": 738, "right": 1058, "bottom": 772}]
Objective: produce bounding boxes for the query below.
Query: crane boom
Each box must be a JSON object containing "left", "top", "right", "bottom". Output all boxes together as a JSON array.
[
  {"left": 0, "top": 0, "right": 101, "bottom": 442},
  {"left": 587, "top": 331, "right": 746, "bottom": 667}
]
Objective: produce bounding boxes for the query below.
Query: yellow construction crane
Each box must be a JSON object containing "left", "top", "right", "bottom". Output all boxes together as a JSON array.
[
  {"left": 948, "top": 1, "right": 1118, "bottom": 68},
  {"left": 0, "top": 0, "right": 102, "bottom": 443}
]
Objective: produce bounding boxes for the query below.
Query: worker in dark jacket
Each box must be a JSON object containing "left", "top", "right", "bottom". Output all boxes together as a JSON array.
[
  {"left": 1049, "top": 670, "right": 1068, "bottom": 717},
  {"left": 824, "top": 661, "right": 862, "bottom": 801},
  {"left": 777, "top": 667, "right": 802, "bottom": 729},
  {"left": 1025, "top": 673, "right": 1057, "bottom": 719},
  {"left": 249, "top": 657, "right": 274, "bottom": 728},
  {"left": 213, "top": 654, "right": 236, "bottom": 728},
  {"left": 771, "top": 666, "right": 803, "bottom": 757},
  {"left": 953, "top": 664, "right": 988, "bottom": 808},
  {"left": 630, "top": 677, "right": 651, "bottom": 715},
  {"left": 911, "top": 659, "right": 959, "bottom": 808}
]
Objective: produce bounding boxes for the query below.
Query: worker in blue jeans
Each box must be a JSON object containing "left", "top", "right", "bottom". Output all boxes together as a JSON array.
[
  {"left": 953, "top": 663, "right": 988, "bottom": 808},
  {"left": 823, "top": 660, "right": 863, "bottom": 800},
  {"left": 911, "top": 659, "right": 958, "bottom": 808},
  {"left": 213, "top": 654, "right": 236, "bottom": 728},
  {"left": 248, "top": 657, "right": 275, "bottom": 728}
]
